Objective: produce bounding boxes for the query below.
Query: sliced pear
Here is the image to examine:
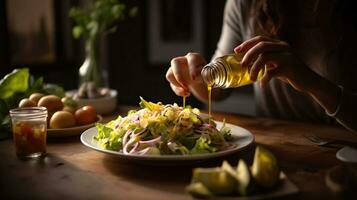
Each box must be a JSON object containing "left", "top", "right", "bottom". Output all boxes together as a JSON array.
[
  {"left": 192, "top": 167, "right": 236, "bottom": 195},
  {"left": 185, "top": 182, "right": 212, "bottom": 198},
  {"left": 251, "top": 146, "right": 280, "bottom": 188},
  {"left": 236, "top": 159, "right": 252, "bottom": 196}
]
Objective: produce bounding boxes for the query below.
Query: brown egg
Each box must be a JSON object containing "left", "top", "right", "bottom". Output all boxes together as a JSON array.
[
  {"left": 19, "top": 98, "right": 36, "bottom": 108},
  {"left": 49, "top": 111, "right": 76, "bottom": 129},
  {"left": 29, "top": 93, "right": 45, "bottom": 104},
  {"left": 38, "top": 95, "right": 63, "bottom": 112}
]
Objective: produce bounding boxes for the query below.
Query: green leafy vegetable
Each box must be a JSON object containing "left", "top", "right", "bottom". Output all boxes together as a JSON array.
[
  {"left": 139, "top": 96, "right": 153, "bottom": 110},
  {"left": 191, "top": 137, "right": 217, "bottom": 154},
  {"left": 220, "top": 119, "right": 233, "bottom": 141},
  {"left": 95, "top": 123, "right": 113, "bottom": 139}
]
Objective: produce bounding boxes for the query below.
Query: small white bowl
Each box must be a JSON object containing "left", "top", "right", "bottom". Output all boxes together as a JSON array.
[{"left": 66, "top": 89, "right": 117, "bottom": 115}]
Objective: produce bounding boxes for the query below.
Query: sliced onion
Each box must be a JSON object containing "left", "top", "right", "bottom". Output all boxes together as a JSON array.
[
  {"left": 115, "top": 124, "right": 120, "bottom": 129},
  {"left": 138, "top": 147, "right": 160, "bottom": 155},
  {"left": 115, "top": 119, "right": 126, "bottom": 129},
  {"left": 129, "top": 142, "right": 140, "bottom": 154},
  {"left": 123, "top": 137, "right": 137, "bottom": 154},
  {"left": 133, "top": 128, "right": 146, "bottom": 137},
  {"left": 123, "top": 141, "right": 131, "bottom": 154},
  {"left": 139, "top": 136, "right": 161, "bottom": 145},
  {"left": 138, "top": 147, "right": 150, "bottom": 155},
  {"left": 122, "top": 129, "right": 132, "bottom": 147}
]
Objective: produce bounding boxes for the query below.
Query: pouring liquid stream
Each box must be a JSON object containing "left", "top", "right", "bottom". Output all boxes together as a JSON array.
[
  {"left": 183, "top": 96, "right": 186, "bottom": 108},
  {"left": 207, "top": 84, "right": 212, "bottom": 124}
]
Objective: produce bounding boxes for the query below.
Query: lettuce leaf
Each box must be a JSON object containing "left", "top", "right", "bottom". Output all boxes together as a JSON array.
[
  {"left": 220, "top": 119, "right": 233, "bottom": 141},
  {"left": 94, "top": 123, "right": 113, "bottom": 140},
  {"left": 191, "top": 137, "right": 217, "bottom": 154},
  {"left": 94, "top": 123, "right": 125, "bottom": 150},
  {"left": 139, "top": 96, "right": 153, "bottom": 110}
]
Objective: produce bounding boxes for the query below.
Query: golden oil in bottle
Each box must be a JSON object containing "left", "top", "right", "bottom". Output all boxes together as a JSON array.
[{"left": 201, "top": 54, "right": 265, "bottom": 89}]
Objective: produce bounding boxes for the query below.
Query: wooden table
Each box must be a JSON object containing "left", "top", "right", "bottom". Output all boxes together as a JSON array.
[{"left": 1, "top": 105, "right": 356, "bottom": 199}]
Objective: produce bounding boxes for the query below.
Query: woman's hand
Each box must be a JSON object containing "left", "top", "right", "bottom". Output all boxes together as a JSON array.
[
  {"left": 234, "top": 36, "right": 315, "bottom": 92},
  {"left": 166, "top": 53, "right": 208, "bottom": 100},
  {"left": 236, "top": 35, "right": 343, "bottom": 117}
]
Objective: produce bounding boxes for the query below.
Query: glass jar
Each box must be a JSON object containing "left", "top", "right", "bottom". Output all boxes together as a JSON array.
[
  {"left": 201, "top": 54, "right": 265, "bottom": 88},
  {"left": 9, "top": 107, "right": 48, "bottom": 158}
]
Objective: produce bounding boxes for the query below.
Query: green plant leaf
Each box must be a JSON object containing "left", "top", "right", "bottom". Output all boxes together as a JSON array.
[
  {"left": 129, "top": 7, "right": 138, "bottom": 17},
  {"left": 69, "top": 0, "right": 138, "bottom": 38},
  {"left": 0, "top": 68, "right": 29, "bottom": 99},
  {"left": 73, "top": 26, "right": 84, "bottom": 38}
]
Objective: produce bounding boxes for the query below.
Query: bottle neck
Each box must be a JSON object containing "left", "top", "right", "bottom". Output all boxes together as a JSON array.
[{"left": 201, "top": 61, "right": 228, "bottom": 88}]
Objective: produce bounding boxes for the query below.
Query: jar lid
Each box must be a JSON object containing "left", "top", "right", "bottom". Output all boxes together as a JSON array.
[{"left": 9, "top": 107, "right": 48, "bottom": 120}]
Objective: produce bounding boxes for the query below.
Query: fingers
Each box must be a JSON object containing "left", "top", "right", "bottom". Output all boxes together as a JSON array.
[
  {"left": 249, "top": 53, "right": 277, "bottom": 81},
  {"left": 170, "top": 83, "right": 190, "bottom": 97},
  {"left": 170, "top": 56, "right": 190, "bottom": 90},
  {"left": 234, "top": 35, "right": 273, "bottom": 53},
  {"left": 185, "top": 52, "right": 206, "bottom": 80},
  {"left": 167, "top": 53, "right": 204, "bottom": 97},
  {"left": 250, "top": 54, "right": 267, "bottom": 82},
  {"left": 260, "top": 68, "right": 279, "bottom": 88},
  {"left": 241, "top": 41, "right": 290, "bottom": 68},
  {"left": 166, "top": 67, "right": 182, "bottom": 89}
]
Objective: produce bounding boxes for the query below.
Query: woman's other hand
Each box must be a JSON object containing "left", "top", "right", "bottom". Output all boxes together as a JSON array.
[
  {"left": 234, "top": 36, "right": 315, "bottom": 92},
  {"left": 166, "top": 52, "right": 207, "bottom": 97}
]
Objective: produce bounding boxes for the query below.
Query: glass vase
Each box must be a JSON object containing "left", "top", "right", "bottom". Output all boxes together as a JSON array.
[{"left": 78, "top": 37, "right": 108, "bottom": 87}]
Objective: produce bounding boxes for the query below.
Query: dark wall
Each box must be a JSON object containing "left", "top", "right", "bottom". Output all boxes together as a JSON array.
[
  {"left": 0, "top": 0, "right": 227, "bottom": 108},
  {"left": 0, "top": 0, "right": 80, "bottom": 89},
  {"left": 106, "top": 0, "right": 226, "bottom": 107},
  {"left": 0, "top": 0, "right": 10, "bottom": 75}
]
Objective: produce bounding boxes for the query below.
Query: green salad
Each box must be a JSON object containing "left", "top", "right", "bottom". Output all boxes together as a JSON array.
[{"left": 94, "top": 97, "right": 233, "bottom": 155}]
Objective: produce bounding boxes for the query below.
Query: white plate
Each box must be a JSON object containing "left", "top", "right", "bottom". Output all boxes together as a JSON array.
[{"left": 80, "top": 122, "right": 254, "bottom": 163}]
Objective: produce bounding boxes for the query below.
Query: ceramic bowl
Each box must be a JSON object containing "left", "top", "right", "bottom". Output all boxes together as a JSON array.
[{"left": 66, "top": 89, "right": 117, "bottom": 115}]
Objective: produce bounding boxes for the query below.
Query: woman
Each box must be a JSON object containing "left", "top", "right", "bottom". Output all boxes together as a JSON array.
[{"left": 165, "top": 0, "right": 357, "bottom": 132}]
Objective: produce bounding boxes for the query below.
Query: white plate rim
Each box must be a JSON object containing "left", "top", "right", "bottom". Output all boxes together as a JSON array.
[{"left": 80, "top": 121, "right": 254, "bottom": 161}]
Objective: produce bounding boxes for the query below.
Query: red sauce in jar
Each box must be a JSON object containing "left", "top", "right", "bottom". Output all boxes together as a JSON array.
[{"left": 13, "top": 122, "right": 46, "bottom": 156}]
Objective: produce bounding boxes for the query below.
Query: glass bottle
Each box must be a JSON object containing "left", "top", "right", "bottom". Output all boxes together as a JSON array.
[{"left": 201, "top": 54, "right": 265, "bottom": 88}]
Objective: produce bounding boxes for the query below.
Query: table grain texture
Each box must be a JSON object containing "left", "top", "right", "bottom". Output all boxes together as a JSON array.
[{"left": 1, "top": 105, "right": 356, "bottom": 200}]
